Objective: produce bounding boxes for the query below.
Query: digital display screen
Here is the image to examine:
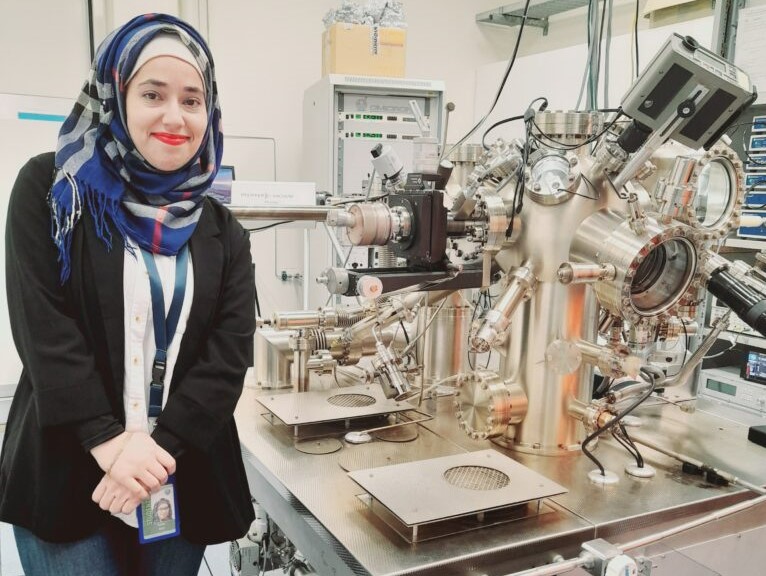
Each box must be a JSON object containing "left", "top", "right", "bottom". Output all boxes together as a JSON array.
[
  {"left": 706, "top": 379, "right": 737, "bottom": 396},
  {"left": 741, "top": 349, "right": 766, "bottom": 384},
  {"left": 694, "top": 49, "right": 726, "bottom": 74}
]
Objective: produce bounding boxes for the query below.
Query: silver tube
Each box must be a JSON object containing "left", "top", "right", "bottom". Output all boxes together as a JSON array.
[
  {"left": 303, "top": 229, "right": 309, "bottom": 310},
  {"left": 630, "top": 433, "right": 766, "bottom": 495},
  {"left": 663, "top": 310, "right": 730, "bottom": 387},
  {"left": 228, "top": 206, "right": 331, "bottom": 220},
  {"left": 401, "top": 297, "right": 449, "bottom": 357},
  {"left": 557, "top": 262, "right": 616, "bottom": 285},
  {"left": 471, "top": 265, "right": 536, "bottom": 353},
  {"left": 291, "top": 337, "right": 312, "bottom": 392},
  {"left": 606, "top": 381, "right": 652, "bottom": 403},
  {"left": 619, "top": 493, "right": 766, "bottom": 551},
  {"left": 500, "top": 491, "right": 766, "bottom": 576},
  {"left": 274, "top": 311, "right": 324, "bottom": 330},
  {"left": 500, "top": 556, "right": 591, "bottom": 576}
]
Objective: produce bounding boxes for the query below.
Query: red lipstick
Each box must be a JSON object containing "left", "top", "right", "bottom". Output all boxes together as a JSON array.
[{"left": 152, "top": 132, "right": 189, "bottom": 146}]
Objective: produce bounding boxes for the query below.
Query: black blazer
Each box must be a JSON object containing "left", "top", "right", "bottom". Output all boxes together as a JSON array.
[{"left": 0, "top": 153, "right": 255, "bottom": 544}]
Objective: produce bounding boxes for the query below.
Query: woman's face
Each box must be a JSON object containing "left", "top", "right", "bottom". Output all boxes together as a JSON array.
[
  {"left": 126, "top": 56, "right": 207, "bottom": 172},
  {"left": 157, "top": 502, "right": 171, "bottom": 520}
]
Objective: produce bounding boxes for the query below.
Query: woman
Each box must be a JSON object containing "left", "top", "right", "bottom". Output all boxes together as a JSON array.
[
  {"left": 0, "top": 13, "right": 255, "bottom": 576},
  {"left": 152, "top": 498, "right": 174, "bottom": 524}
]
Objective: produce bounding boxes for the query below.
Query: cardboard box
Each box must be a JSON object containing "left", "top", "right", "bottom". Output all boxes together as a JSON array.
[{"left": 322, "top": 23, "right": 406, "bottom": 77}]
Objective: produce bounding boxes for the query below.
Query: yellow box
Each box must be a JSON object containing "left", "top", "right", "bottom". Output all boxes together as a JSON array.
[{"left": 322, "top": 23, "right": 406, "bottom": 77}]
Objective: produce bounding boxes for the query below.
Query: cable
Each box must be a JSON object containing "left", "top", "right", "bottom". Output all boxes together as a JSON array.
[
  {"left": 443, "top": 0, "right": 533, "bottom": 160},
  {"left": 603, "top": 0, "right": 613, "bottom": 109},
  {"left": 467, "top": 290, "right": 485, "bottom": 371},
  {"left": 634, "top": 0, "right": 640, "bottom": 78},
  {"left": 481, "top": 114, "right": 524, "bottom": 150},
  {"left": 529, "top": 109, "right": 624, "bottom": 152},
  {"left": 330, "top": 193, "right": 389, "bottom": 205},
  {"left": 246, "top": 220, "right": 293, "bottom": 232},
  {"left": 581, "top": 376, "right": 656, "bottom": 476},
  {"left": 702, "top": 335, "right": 739, "bottom": 360},
  {"left": 401, "top": 296, "right": 448, "bottom": 357},
  {"left": 593, "top": 0, "right": 608, "bottom": 110},
  {"left": 612, "top": 422, "right": 644, "bottom": 467}
]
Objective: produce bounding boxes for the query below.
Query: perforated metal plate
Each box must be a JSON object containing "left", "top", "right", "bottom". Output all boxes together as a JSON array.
[
  {"left": 348, "top": 449, "right": 566, "bottom": 526},
  {"left": 443, "top": 466, "right": 510, "bottom": 490},
  {"left": 256, "top": 384, "right": 410, "bottom": 426},
  {"left": 327, "top": 393, "right": 376, "bottom": 407}
]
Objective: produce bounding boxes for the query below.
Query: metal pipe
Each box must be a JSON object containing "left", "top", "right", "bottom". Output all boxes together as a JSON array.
[
  {"left": 303, "top": 229, "right": 309, "bottom": 310},
  {"left": 630, "top": 433, "right": 766, "bottom": 495},
  {"left": 500, "top": 491, "right": 766, "bottom": 576},
  {"left": 557, "top": 262, "right": 616, "bottom": 285},
  {"left": 471, "top": 265, "right": 536, "bottom": 353},
  {"left": 228, "top": 206, "right": 332, "bottom": 221},
  {"left": 500, "top": 555, "right": 592, "bottom": 576},
  {"left": 663, "top": 310, "right": 730, "bottom": 387},
  {"left": 619, "top": 492, "right": 766, "bottom": 551}
]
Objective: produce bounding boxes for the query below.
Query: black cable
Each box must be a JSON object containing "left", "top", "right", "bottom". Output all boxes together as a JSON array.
[
  {"left": 634, "top": 0, "right": 640, "bottom": 78},
  {"left": 612, "top": 422, "right": 644, "bottom": 467},
  {"left": 593, "top": 0, "right": 608, "bottom": 110},
  {"left": 331, "top": 193, "right": 389, "bottom": 205},
  {"left": 530, "top": 110, "right": 624, "bottom": 152},
  {"left": 467, "top": 292, "right": 485, "bottom": 371},
  {"left": 482, "top": 114, "right": 524, "bottom": 150},
  {"left": 254, "top": 277, "right": 261, "bottom": 318},
  {"left": 444, "top": 0, "right": 533, "bottom": 158},
  {"left": 620, "top": 423, "right": 644, "bottom": 467},
  {"left": 505, "top": 115, "right": 535, "bottom": 237},
  {"left": 246, "top": 220, "right": 294, "bottom": 232},
  {"left": 399, "top": 320, "right": 417, "bottom": 366},
  {"left": 681, "top": 319, "right": 689, "bottom": 366},
  {"left": 729, "top": 120, "right": 766, "bottom": 166},
  {"left": 581, "top": 377, "right": 655, "bottom": 476}
]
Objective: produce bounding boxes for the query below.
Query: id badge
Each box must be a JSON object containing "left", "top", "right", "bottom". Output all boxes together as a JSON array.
[{"left": 137, "top": 474, "right": 180, "bottom": 544}]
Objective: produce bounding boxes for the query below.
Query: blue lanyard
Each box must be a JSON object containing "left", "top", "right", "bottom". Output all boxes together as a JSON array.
[{"left": 140, "top": 245, "right": 189, "bottom": 418}]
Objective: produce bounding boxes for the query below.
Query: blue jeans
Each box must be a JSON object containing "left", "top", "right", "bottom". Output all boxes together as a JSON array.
[{"left": 13, "top": 518, "right": 206, "bottom": 576}]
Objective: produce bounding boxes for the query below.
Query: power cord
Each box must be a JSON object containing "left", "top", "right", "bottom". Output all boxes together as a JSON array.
[
  {"left": 581, "top": 374, "right": 656, "bottom": 476},
  {"left": 443, "top": 0, "right": 533, "bottom": 160}
]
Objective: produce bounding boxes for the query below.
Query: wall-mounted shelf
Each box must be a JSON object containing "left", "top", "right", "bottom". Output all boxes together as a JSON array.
[{"left": 476, "top": 0, "right": 590, "bottom": 35}]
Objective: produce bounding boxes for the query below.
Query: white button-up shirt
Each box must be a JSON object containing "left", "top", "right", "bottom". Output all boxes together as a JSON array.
[
  {"left": 123, "top": 239, "right": 194, "bottom": 433},
  {"left": 118, "top": 240, "right": 193, "bottom": 527}
]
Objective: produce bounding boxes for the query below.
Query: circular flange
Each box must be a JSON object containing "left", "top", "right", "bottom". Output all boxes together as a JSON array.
[
  {"left": 588, "top": 469, "right": 620, "bottom": 485},
  {"left": 679, "top": 143, "right": 744, "bottom": 240},
  {"left": 373, "top": 425, "right": 419, "bottom": 443},
  {"left": 344, "top": 431, "right": 373, "bottom": 444},
  {"left": 295, "top": 438, "right": 343, "bottom": 454},
  {"left": 455, "top": 371, "right": 520, "bottom": 440},
  {"left": 625, "top": 463, "right": 656, "bottom": 478}
]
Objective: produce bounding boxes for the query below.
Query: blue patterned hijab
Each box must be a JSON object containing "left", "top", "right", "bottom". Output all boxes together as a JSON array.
[{"left": 50, "top": 13, "right": 223, "bottom": 282}]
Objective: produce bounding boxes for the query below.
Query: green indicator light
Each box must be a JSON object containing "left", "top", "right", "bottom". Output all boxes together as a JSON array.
[{"left": 355, "top": 114, "right": 361, "bottom": 119}]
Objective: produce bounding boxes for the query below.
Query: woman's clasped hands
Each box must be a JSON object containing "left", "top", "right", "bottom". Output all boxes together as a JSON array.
[{"left": 90, "top": 432, "right": 176, "bottom": 515}]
